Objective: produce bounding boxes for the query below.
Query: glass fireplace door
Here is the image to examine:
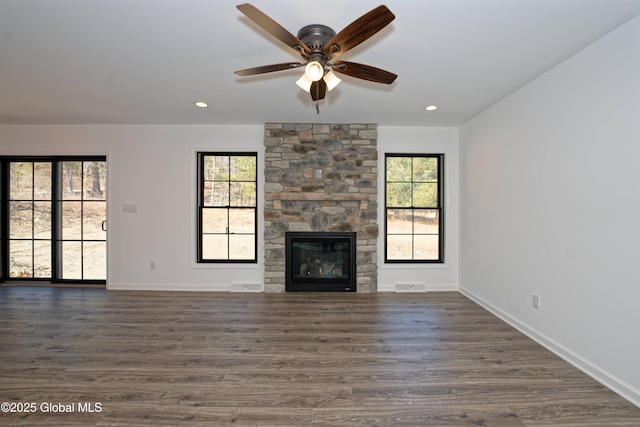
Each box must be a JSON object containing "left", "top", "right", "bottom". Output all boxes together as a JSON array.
[{"left": 285, "top": 232, "right": 356, "bottom": 292}]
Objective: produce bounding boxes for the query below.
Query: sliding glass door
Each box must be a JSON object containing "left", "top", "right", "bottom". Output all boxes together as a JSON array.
[
  {"left": 8, "top": 161, "right": 53, "bottom": 278},
  {"left": 58, "top": 160, "right": 107, "bottom": 281},
  {"left": 2, "top": 157, "right": 107, "bottom": 284}
]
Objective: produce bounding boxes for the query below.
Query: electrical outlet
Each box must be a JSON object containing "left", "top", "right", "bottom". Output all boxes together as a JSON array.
[
  {"left": 532, "top": 294, "right": 540, "bottom": 309},
  {"left": 150, "top": 261, "right": 156, "bottom": 271}
]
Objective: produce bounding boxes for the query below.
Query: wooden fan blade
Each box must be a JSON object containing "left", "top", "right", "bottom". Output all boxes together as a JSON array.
[
  {"left": 237, "top": 3, "right": 310, "bottom": 56},
  {"left": 235, "top": 62, "right": 303, "bottom": 76},
  {"left": 332, "top": 61, "right": 397, "bottom": 84},
  {"left": 310, "top": 79, "right": 327, "bottom": 101},
  {"left": 323, "top": 5, "right": 395, "bottom": 58}
]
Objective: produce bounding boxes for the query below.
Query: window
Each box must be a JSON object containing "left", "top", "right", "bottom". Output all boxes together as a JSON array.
[
  {"left": 197, "top": 152, "right": 257, "bottom": 263},
  {"left": 1, "top": 156, "right": 107, "bottom": 284},
  {"left": 385, "top": 154, "right": 443, "bottom": 263}
]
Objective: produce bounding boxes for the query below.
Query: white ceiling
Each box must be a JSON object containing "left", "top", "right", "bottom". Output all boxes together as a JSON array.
[{"left": 1, "top": 0, "right": 640, "bottom": 127}]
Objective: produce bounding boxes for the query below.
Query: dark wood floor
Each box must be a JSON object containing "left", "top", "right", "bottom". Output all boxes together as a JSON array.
[{"left": 1, "top": 287, "right": 638, "bottom": 426}]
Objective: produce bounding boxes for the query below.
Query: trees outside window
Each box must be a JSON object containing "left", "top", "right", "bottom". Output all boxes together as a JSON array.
[{"left": 385, "top": 154, "right": 444, "bottom": 263}]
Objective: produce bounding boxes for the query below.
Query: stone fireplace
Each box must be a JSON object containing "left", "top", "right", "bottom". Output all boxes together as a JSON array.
[{"left": 263, "top": 123, "right": 378, "bottom": 293}]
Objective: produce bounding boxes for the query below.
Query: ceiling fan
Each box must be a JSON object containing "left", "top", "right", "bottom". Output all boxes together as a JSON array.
[{"left": 234, "top": 3, "right": 397, "bottom": 108}]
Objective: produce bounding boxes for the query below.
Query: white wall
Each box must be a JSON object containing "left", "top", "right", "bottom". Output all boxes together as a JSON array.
[
  {"left": 0, "top": 123, "right": 460, "bottom": 293},
  {"left": 377, "top": 126, "right": 459, "bottom": 292},
  {"left": 459, "top": 16, "right": 640, "bottom": 405},
  {"left": 0, "top": 124, "right": 266, "bottom": 291}
]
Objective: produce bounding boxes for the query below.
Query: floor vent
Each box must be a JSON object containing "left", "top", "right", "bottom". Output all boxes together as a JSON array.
[
  {"left": 395, "top": 283, "right": 427, "bottom": 293},
  {"left": 230, "top": 283, "right": 263, "bottom": 292}
]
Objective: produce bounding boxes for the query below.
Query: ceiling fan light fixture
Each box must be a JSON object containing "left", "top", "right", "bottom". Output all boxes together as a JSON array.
[
  {"left": 323, "top": 70, "right": 341, "bottom": 91},
  {"left": 304, "top": 61, "right": 324, "bottom": 82},
  {"left": 296, "top": 73, "right": 313, "bottom": 92}
]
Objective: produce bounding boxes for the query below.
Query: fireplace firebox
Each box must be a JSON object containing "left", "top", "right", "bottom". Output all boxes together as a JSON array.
[{"left": 285, "top": 232, "right": 356, "bottom": 292}]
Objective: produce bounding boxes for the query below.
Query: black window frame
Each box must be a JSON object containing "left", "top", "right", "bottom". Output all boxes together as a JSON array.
[
  {"left": 384, "top": 153, "right": 444, "bottom": 263},
  {"left": 197, "top": 151, "right": 258, "bottom": 264},
  {"left": 0, "top": 155, "right": 107, "bottom": 284}
]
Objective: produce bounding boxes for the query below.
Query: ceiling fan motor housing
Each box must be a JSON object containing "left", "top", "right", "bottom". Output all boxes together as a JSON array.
[{"left": 297, "top": 24, "right": 336, "bottom": 53}]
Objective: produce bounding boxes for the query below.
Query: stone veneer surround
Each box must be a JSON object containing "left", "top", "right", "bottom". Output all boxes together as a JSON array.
[{"left": 263, "top": 123, "right": 378, "bottom": 293}]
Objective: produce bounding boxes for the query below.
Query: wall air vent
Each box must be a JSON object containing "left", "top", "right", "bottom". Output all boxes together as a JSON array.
[
  {"left": 230, "top": 283, "right": 263, "bottom": 292},
  {"left": 395, "top": 283, "right": 427, "bottom": 293}
]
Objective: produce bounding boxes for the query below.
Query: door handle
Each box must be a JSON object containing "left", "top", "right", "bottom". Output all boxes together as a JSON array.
[{"left": 101, "top": 220, "right": 107, "bottom": 232}]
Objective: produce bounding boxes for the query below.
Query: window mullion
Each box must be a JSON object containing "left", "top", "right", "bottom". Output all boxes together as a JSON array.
[
  {"left": 30, "top": 162, "right": 35, "bottom": 277},
  {"left": 51, "top": 161, "right": 59, "bottom": 281}
]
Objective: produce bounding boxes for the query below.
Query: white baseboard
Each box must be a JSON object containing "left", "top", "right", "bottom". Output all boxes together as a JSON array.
[
  {"left": 459, "top": 286, "right": 640, "bottom": 408},
  {"left": 107, "top": 283, "right": 232, "bottom": 292}
]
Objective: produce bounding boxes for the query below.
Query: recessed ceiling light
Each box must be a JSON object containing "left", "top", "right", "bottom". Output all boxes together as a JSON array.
[
  {"left": 194, "top": 101, "right": 208, "bottom": 108},
  {"left": 424, "top": 105, "right": 438, "bottom": 111}
]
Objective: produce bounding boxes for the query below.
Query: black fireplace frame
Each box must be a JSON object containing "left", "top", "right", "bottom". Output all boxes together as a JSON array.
[{"left": 285, "top": 231, "right": 357, "bottom": 292}]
